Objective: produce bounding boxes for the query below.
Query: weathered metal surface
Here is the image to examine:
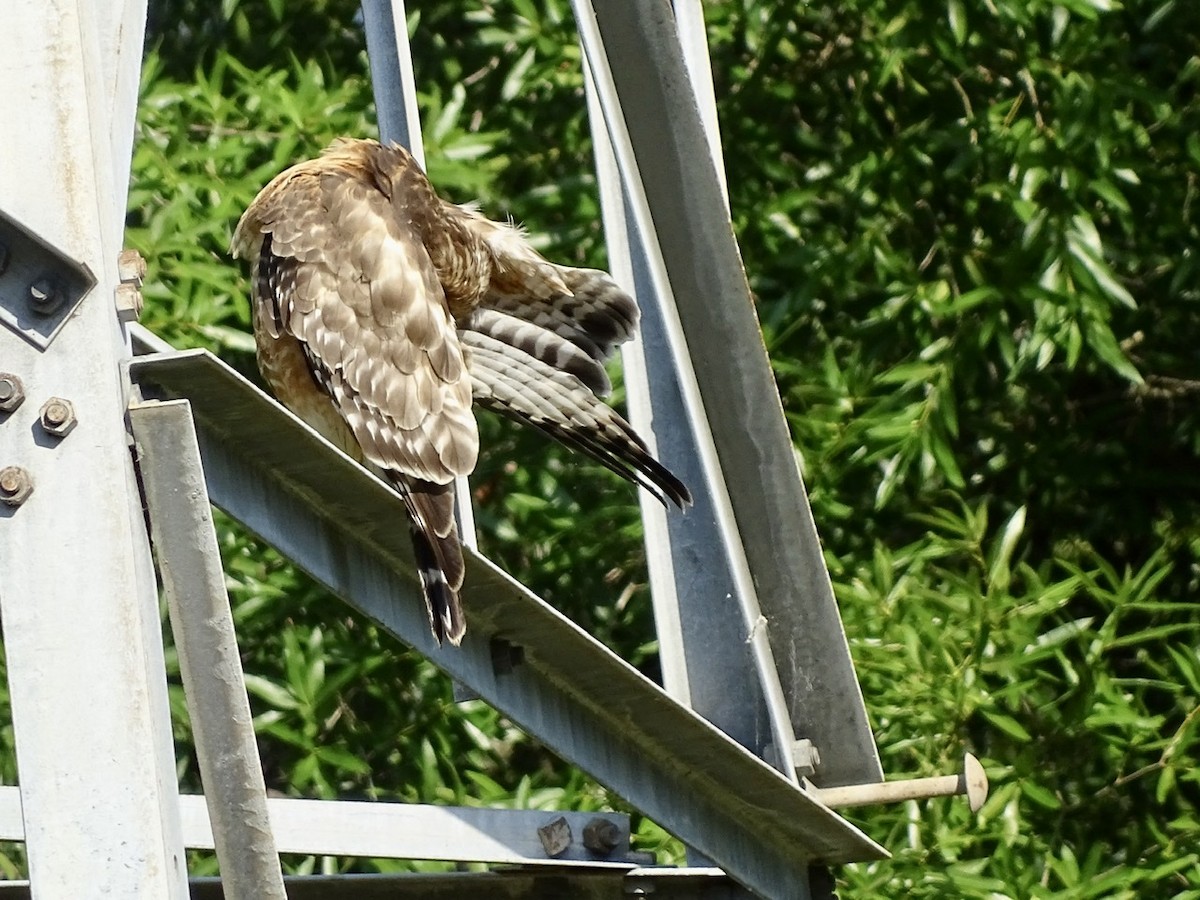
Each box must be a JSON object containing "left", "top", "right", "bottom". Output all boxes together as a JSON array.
[
  {"left": 0, "top": 783, "right": 636, "bottom": 867},
  {"left": 131, "top": 400, "right": 288, "bottom": 900},
  {"left": 0, "top": 3, "right": 188, "bottom": 896},
  {"left": 585, "top": 56, "right": 790, "bottom": 780}
]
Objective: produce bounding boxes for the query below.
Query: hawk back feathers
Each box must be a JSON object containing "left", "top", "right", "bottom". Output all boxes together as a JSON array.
[{"left": 235, "top": 137, "right": 689, "bottom": 646}]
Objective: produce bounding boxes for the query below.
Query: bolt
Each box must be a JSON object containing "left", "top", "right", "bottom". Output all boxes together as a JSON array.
[
  {"left": 0, "top": 467, "right": 32, "bottom": 507},
  {"left": 582, "top": 817, "right": 621, "bottom": 855},
  {"left": 0, "top": 373, "right": 25, "bottom": 413},
  {"left": 536, "top": 816, "right": 572, "bottom": 858},
  {"left": 114, "top": 282, "right": 144, "bottom": 323},
  {"left": 28, "top": 278, "right": 62, "bottom": 316},
  {"left": 117, "top": 248, "right": 147, "bottom": 285},
  {"left": 815, "top": 752, "right": 990, "bottom": 813},
  {"left": 39, "top": 397, "right": 77, "bottom": 438},
  {"left": 792, "top": 738, "right": 821, "bottom": 779},
  {"left": 0, "top": 242, "right": 9, "bottom": 276}
]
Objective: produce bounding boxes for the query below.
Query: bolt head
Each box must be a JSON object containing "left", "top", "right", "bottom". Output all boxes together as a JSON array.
[
  {"left": 39, "top": 397, "right": 76, "bottom": 437},
  {"left": 582, "top": 817, "right": 621, "bottom": 855},
  {"left": 0, "top": 373, "right": 25, "bottom": 413},
  {"left": 115, "top": 283, "right": 144, "bottom": 323},
  {"left": 28, "top": 278, "right": 62, "bottom": 316},
  {"left": 0, "top": 466, "right": 33, "bottom": 507},
  {"left": 962, "top": 753, "right": 989, "bottom": 813},
  {"left": 117, "top": 249, "right": 147, "bottom": 285}
]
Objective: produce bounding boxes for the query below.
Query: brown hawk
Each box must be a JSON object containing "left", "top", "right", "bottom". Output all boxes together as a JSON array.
[{"left": 232, "top": 137, "right": 689, "bottom": 646}]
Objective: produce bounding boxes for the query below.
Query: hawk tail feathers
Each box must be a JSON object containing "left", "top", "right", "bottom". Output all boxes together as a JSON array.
[{"left": 396, "top": 479, "right": 466, "bottom": 646}]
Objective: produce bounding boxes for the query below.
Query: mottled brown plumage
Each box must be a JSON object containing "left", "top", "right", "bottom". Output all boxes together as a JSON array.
[{"left": 233, "top": 137, "right": 689, "bottom": 646}]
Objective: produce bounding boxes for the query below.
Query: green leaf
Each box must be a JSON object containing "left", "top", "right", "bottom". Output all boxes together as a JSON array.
[
  {"left": 1085, "top": 319, "right": 1144, "bottom": 383},
  {"left": 988, "top": 506, "right": 1026, "bottom": 595},
  {"left": 947, "top": 0, "right": 968, "bottom": 44},
  {"left": 981, "top": 710, "right": 1033, "bottom": 742}
]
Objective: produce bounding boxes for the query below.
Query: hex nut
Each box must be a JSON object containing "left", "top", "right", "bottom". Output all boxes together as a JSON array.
[
  {"left": 28, "top": 278, "right": 62, "bottom": 316},
  {"left": 0, "top": 373, "right": 25, "bottom": 413},
  {"left": 117, "top": 248, "right": 147, "bottom": 285},
  {"left": 115, "top": 282, "right": 144, "bottom": 323},
  {"left": 792, "top": 738, "right": 822, "bottom": 778},
  {"left": 39, "top": 397, "right": 77, "bottom": 438},
  {"left": 582, "top": 817, "right": 621, "bottom": 855},
  {"left": 536, "top": 816, "right": 572, "bottom": 858},
  {"left": 0, "top": 466, "right": 33, "bottom": 507}
]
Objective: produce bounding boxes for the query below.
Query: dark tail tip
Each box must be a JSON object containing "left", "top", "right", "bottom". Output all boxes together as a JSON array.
[{"left": 409, "top": 525, "right": 466, "bottom": 647}]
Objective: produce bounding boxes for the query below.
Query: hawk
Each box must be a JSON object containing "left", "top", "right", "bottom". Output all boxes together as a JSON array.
[{"left": 232, "top": 137, "right": 690, "bottom": 646}]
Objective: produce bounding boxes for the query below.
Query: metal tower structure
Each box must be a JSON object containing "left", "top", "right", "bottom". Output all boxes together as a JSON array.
[{"left": 0, "top": 1, "right": 985, "bottom": 898}]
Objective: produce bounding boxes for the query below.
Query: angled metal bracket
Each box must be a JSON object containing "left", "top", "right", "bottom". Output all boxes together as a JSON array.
[{"left": 0, "top": 206, "right": 96, "bottom": 350}]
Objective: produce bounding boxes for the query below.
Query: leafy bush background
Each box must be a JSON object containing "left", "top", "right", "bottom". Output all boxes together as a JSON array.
[{"left": 12, "top": 0, "right": 1200, "bottom": 894}]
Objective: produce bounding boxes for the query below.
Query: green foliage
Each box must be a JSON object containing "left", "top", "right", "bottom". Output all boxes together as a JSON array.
[
  {"left": 109, "top": 0, "right": 1200, "bottom": 892},
  {"left": 701, "top": 0, "right": 1200, "bottom": 894}
]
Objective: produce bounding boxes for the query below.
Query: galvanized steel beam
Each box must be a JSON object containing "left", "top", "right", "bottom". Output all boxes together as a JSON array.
[
  {"left": 573, "top": 0, "right": 883, "bottom": 790},
  {"left": 0, "top": 786, "right": 640, "bottom": 868},
  {"left": 583, "top": 25, "right": 790, "bottom": 784},
  {"left": 0, "top": 868, "right": 749, "bottom": 900},
  {"left": 130, "top": 349, "right": 887, "bottom": 897},
  {"left": 130, "top": 401, "right": 288, "bottom": 900},
  {"left": 0, "top": 3, "right": 188, "bottom": 896},
  {"left": 360, "top": 0, "right": 478, "bottom": 548}
]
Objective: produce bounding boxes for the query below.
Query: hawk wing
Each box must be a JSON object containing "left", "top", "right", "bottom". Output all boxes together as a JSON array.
[
  {"left": 464, "top": 255, "right": 691, "bottom": 508},
  {"left": 482, "top": 264, "right": 640, "bottom": 371},
  {"left": 463, "top": 327, "right": 691, "bottom": 508},
  {"left": 233, "top": 157, "right": 478, "bottom": 645}
]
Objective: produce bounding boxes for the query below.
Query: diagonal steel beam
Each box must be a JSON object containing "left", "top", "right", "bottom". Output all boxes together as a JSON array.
[
  {"left": 130, "top": 349, "right": 887, "bottom": 899},
  {"left": 573, "top": 0, "right": 882, "bottom": 789}
]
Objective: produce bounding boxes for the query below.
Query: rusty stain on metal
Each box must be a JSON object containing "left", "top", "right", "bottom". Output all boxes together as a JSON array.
[
  {"left": 0, "top": 466, "right": 32, "bottom": 507},
  {"left": 39, "top": 397, "right": 76, "bottom": 437},
  {"left": 0, "top": 373, "right": 25, "bottom": 413}
]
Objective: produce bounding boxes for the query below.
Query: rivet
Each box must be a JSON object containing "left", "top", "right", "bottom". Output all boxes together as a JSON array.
[{"left": 490, "top": 637, "right": 525, "bottom": 676}]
